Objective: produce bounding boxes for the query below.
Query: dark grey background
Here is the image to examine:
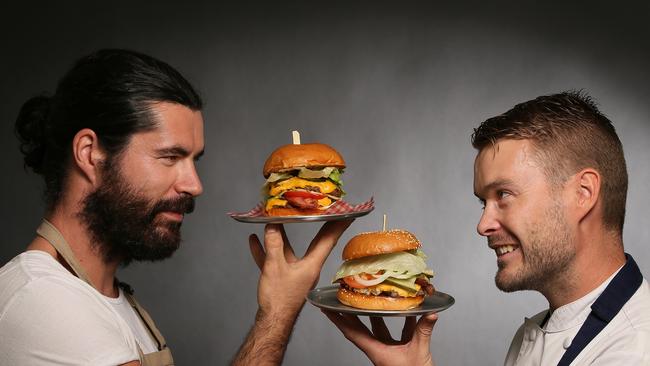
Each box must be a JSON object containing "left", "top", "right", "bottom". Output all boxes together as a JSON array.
[{"left": 1, "top": 2, "right": 649, "bottom": 365}]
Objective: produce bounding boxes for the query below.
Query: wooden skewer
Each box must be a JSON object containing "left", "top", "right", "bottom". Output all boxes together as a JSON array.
[
  {"left": 382, "top": 214, "right": 387, "bottom": 232},
  {"left": 292, "top": 130, "right": 301, "bottom": 144}
]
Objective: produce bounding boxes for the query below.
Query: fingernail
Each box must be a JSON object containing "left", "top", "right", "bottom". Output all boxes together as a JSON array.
[{"left": 266, "top": 224, "right": 278, "bottom": 233}]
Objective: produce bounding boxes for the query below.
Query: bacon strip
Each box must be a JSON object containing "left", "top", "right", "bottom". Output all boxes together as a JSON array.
[{"left": 416, "top": 277, "right": 435, "bottom": 296}]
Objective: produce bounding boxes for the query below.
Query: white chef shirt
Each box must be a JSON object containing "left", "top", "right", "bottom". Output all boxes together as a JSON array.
[
  {"left": 0, "top": 250, "right": 157, "bottom": 365},
  {"left": 504, "top": 267, "right": 650, "bottom": 365}
]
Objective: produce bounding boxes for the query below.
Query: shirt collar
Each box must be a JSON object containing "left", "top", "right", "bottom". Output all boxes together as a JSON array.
[{"left": 522, "top": 264, "right": 625, "bottom": 333}]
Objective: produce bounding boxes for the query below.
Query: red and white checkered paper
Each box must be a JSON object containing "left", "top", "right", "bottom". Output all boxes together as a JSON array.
[{"left": 228, "top": 197, "right": 374, "bottom": 218}]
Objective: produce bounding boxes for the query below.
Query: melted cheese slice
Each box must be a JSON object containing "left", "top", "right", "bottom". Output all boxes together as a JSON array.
[
  {"left": 269, "top": 177, "right": 337, "bottom": 197},
  {"left": 318, "top": 197, "right": 332, "bottom": 207},
  {"left": 265, "top": 198, "right": 288, "bottom": 211},
  {"left": 369, "top": 283, "right": 421, "bottom": 297}
]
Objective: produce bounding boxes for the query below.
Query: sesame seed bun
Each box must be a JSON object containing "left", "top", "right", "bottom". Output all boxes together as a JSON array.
[{"left": 342, "top": 229, "right": 421, "bottom": 261}]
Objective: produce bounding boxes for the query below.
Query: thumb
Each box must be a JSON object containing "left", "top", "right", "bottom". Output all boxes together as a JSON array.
[{"left": 413, "top": 313, "right": 438, "bottom": 347}]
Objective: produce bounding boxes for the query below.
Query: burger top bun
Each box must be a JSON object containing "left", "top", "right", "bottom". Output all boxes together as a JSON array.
[
  {"left": 342, "top": 229, "right": 421, "bottom": 261},
  {"left": 263, "top": 143, "right": 346, "bottom": 177}
]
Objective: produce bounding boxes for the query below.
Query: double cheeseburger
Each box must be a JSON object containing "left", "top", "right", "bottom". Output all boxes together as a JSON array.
[
  {"left": 333, "top": 229, "right": 435, "bottom": 310},
  {"left": 263, "top": 143, "right": 346, "bottom": 216}
]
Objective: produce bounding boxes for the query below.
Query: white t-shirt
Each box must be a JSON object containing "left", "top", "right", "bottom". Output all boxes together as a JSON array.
[
  {"left": 504, "top": 267, "right": 650, "bottom": 365},
  {"left": 0, "top": 251, "right": 157, "bottom": 365}
]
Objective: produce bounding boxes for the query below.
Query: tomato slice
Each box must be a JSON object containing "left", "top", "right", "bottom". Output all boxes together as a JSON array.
[
  {"left": 343, "top": 272, "right": 388, "bottom": 288},
  {"left": 283, "top": 190, "right": 325, "bottom": 199},
  {"left": 343, "top": 276, "right": 368, "bottom": 289}
]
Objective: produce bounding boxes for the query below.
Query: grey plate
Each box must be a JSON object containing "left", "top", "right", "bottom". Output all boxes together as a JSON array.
[
  {"left": 230, "top": 207, "right": 373, "bottom": 224},
  {"left": 307, "top": 285, "right": 455, "bottom": 317}
]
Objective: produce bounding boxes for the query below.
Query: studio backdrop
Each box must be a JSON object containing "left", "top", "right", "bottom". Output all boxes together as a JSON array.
[{"left": 1, "top": 2, "right": 649, "bottom": 365}]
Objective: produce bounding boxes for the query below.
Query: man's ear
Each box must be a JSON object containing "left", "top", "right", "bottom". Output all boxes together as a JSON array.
[
  {"left": 573, "top": 168, "right": 601, "bottom": 222},
  {"left": 72, "top": 128, "right": 105, "bottom": 186}
]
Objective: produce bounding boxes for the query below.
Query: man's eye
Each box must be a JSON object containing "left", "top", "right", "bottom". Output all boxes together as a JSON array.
[
  {"left": 497, "top": 191, "right": 511, "bottom": 199},
  {"left": 161, "top": 156, "right": 179, "bottom": 163},
  {"left": 478, "top": 198, "right": 486, "bottom": 210}
]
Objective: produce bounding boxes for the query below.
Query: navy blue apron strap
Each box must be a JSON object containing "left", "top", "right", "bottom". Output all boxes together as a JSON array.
[{"left": 557, "top": 254, "right": 643, "bottom": 366}]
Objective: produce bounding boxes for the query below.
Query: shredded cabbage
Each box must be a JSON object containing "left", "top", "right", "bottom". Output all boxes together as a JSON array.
[{"left": 333, "top": 250, "right": 433, "bottom": 282}]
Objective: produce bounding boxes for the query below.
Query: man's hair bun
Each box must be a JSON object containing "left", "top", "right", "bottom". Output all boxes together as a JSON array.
[{"left": 15, "top": 95, "right": 52, "bottom": 175}]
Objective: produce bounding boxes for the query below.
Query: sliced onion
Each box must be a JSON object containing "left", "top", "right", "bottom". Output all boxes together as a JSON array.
[
  {"left": 298, "top": 167, "right": 334, "bottom": 179},
  {"left": 352, "top": 272, "right": 392, "bottom": 287}
]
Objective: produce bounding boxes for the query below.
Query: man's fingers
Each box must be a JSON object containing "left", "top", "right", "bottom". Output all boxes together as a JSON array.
[
  {"left": 401, "top": 316, "right": 417, "bottom": 343},
  {"left": 304, "top": 219, "right": 353, "bottom": 266},
  {"left": 279, "top": 225, "right": 297, "bottom": 263},
  {"left": 263, "top": 224, "right": 286, "bottom": 264},
  {"left": 413, "top": 313, "right": 438, "bottom": 347},
  {"left": 322, "top": 310, "right": 378, "bottom": 350},
  {"left": 370, "top": 316, "right": 394, "bottom": 343},
  {"left": 248, "top": 234, "right": 265, "bottom": 270}
]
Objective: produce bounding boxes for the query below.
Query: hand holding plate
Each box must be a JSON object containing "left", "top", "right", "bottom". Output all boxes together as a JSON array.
[{"left": 323, "top": 310, "right": 438, "bottom": 366}]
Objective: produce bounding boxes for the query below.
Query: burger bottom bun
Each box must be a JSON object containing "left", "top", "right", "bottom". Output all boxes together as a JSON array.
[
  {"left": 265, "top": 207, "right": 324, "bottom": 217},
  {"left": 336, "top": 288, "right": 424, "bottom": 311}
]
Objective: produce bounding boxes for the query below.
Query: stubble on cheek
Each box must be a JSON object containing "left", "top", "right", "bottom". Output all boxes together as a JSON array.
[{"left": 495, "top": 201, "right": 575, "bottom": 293}]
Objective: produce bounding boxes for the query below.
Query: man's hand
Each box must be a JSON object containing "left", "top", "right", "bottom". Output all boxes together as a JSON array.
[
  {"left": 232, "top": 219, "right": 353, "bottom": 366},
  {"left": 249, "top": 220, "right": 353, "bottom": 317},
  {"left": 323, "top": 311, "right": 438, "bottom": 366}
]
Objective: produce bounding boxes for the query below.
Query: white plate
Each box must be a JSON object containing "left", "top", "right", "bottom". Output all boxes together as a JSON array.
[
  {"left": 230, "top": 208, "right": 373, "bottom": 224},
  {"left": 307, "top": 285, "right": 455, "bottom": 317}
]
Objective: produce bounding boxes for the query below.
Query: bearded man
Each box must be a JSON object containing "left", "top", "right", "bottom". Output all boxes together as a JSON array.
[{"left": 0, "top": 49, "right": 351, "bottom": 366}]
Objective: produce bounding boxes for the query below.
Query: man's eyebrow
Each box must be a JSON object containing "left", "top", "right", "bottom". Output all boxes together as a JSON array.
[
  {"left": 475, "top": 178, "right": 516, "bottom": 197},
  {"left": 155, "top": 146, "right": 191, "bottom": 157},
  {"left": 155, "top": 146, "right": 205, "bottom": 160}
]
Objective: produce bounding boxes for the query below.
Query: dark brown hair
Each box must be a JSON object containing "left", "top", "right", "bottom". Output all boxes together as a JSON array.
[
  {"left": 471, "top": 91, "right": 627, "bottom": 233},
  {"left": 15, "top": 49, "right": 202, "bottom": 210}
]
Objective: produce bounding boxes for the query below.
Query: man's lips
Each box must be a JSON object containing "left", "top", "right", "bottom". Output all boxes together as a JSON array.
[
  {"left": 489, "top": 244, "right": 520, "bottom": 257},
  {"left": 159, "top": 211, "right": 184, "bottom": 221}
]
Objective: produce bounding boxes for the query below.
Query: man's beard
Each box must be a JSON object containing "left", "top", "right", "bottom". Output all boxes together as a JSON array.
[
  {"left": 78, "top": 161, "right": 195, "bottom": 266},
  {"left": 493, "top": 199, "right": 575, "bottom": 293}
]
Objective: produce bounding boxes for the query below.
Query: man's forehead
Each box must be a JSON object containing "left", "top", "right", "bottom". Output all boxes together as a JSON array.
[
  {"left": 138, "top": 102, "right": 204, "bottom": 149},
  {"left": 473, "top": 139, "right": 538, "bottom": 189},
  {"left": 475, "top": 139, "right": 535, "bottom": 167}
]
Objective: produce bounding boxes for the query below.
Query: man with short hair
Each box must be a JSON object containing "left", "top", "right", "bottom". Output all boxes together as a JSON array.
[
  {"left": 326, "top": 91, "right": 650, "bottom": 365},
  {"left": 0, "top": 49, "right": 352, "bottom": 366}
]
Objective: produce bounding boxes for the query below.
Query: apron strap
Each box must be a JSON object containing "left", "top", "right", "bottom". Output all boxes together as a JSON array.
[
  {"left": 120, "top": 284, "right": 169, "bottom": 351},
  {"left": 122, "top": 288, "right": 175, "bottom": 365},
  {"left": 557, "top": 253, "right": 643, "bottom": 366},
  {"left": 35, "top": 219, "right": 174, "bottom": 365},
  {"left": 36, "top": 219, "right": 95, "bottom": 287}
]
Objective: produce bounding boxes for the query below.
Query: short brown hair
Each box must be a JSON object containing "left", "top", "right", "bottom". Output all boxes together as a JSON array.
[{"left": 471, "top": 91, "right": 628, "bottom": 233}]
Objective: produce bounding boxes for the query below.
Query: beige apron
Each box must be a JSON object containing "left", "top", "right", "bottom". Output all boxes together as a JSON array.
[{"left": 36, "top": 219, "right": 175, "bottom": 366}]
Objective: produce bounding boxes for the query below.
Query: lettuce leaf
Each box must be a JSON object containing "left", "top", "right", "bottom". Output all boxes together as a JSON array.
[
  {"left": 328, "top": 168, "right": 343, "bottom": 184},
  {"left": 333, "top": 250, "right": 433, "bottom": 282}
]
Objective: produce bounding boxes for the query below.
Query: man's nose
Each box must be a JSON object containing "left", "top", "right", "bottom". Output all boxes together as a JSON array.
[
  {"left": 477, "top": 204, "right": 500, "bottom": 237},
  {"left": 177, "top": 162, "right": 203, "bottom": 197}
]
